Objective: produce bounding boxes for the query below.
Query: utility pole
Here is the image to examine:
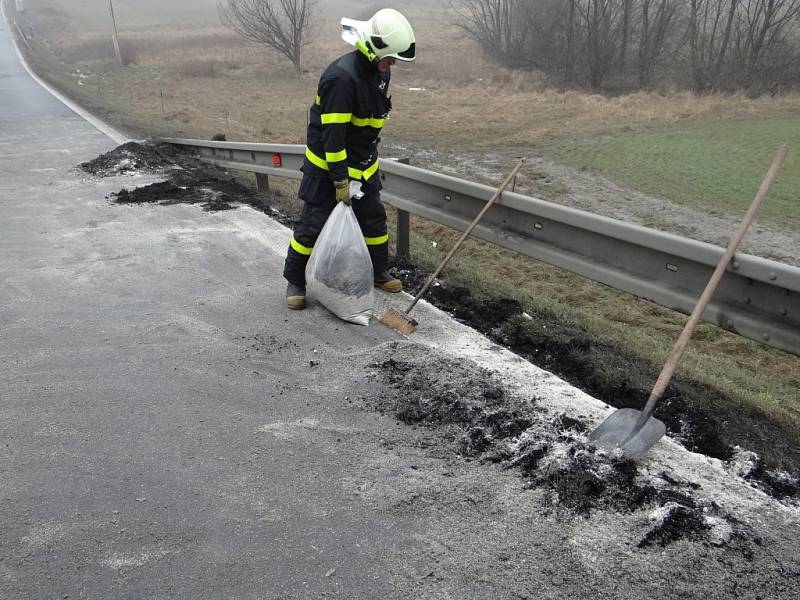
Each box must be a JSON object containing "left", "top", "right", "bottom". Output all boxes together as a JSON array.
[{"left": 108, "top": 0, "right": 122, "bottom": 65}]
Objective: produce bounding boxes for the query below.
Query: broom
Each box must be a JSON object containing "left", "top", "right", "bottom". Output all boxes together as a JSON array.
[{"left": 379, "top": 158, "right": 527, "bottom": 335}]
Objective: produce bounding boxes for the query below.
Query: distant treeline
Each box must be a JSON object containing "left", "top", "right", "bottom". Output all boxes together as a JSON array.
[{"left": 453, "top": 0, "right": 800, "bottom": 94}]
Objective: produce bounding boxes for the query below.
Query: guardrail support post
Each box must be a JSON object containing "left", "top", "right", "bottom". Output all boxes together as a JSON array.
[
  {"left": 256, "top": 173, "right": 269, "bottom": 194},
  {"left": 392, "top": 157, "right": 411, "bottom": 259},
  {"left": 255, "top": 174, "right": 270, "bottom": 209},
  {"left": 396, "top": 209, "right": 410, "bottom": 259}
]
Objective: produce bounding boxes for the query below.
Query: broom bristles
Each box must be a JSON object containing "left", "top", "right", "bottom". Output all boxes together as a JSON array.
[{"left": 379, "top": 306, "right": 418, "bottom": 336}]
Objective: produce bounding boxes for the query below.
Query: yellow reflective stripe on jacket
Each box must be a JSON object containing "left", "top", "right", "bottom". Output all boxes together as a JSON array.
[
  {"left": 306, "top": 147, "right": 380, "bottom": 181},
  {"left": 325, "top": 149, "right": 347, "bottom": 163},
  {"left": 315, "top": 95, "right": 321, "bottom": 106},
  {"left": 364, "top": 234, "right": 389, "bottom": 246},
  {"left": 348, "top": 159, "right": 380, "bottom": 181},
  {"left": 351, "top": 116, "right": 385, "bottom": 129},
  {"left": 321, "top": 112, "right": 352, "bottom": 125},
  {"left": 305, "top": 147, "right": 329, "bottom": 170},
  {"left": 290, "top": 236, "right": 313, "bottom": 256}
]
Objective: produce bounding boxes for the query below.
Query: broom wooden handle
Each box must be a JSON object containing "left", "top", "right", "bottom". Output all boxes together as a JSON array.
[
  {"left": 637, "top": 144, "right": 789, "bottom": 427},
  {"left": 404, "top": 158, "right": 527, "bottom": 315}
]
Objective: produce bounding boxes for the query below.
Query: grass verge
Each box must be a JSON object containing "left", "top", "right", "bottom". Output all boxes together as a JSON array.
[{"left": 554, "top": 117, "right": 800, "bottom": 227}]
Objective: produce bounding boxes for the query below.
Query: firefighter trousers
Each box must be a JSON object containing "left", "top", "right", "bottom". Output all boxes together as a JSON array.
[{"left": 283, "top": 175, "right": 388, "bottom": 286}]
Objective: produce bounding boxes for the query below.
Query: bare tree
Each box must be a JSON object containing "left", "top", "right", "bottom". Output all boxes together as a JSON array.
[
  {"left": 714, "top": 0, "right": 740, "bottom": 82},
  {"left": 453, "top": 0, "right": 800, "bottom": 93},
  {"left": 687, "top": 0, "right": 740, "bottom": 90},
  {"left": 686, "top": 0, "right": 800, "bottom": 91},
  {"left": 620, "top": 0, "right": 633, "bottom": 72},
  {"left": 582, "top": 0, "right": 625, "bottom": 88},
  {"left": 733, "top": 0, "right": 800, "bottom": 87},
  {"left": 637, "top": 0, "right": 679, "bottom": 86},
  {"left": 566, "top": 0, "right": 578, "bottom": 84},
  {"left": 451, "top": 0, "right": 535, "bottom": 69},
  {"left": 218, "top": 0, "right": 319, "bottom": 74},
  {"left": 689, "top": 0, "right": 706, "bottom": 89}
]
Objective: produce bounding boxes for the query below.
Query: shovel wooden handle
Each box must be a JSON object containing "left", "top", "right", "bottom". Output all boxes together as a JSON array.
[
  {"left": 638, "top": 145, "right": 789, "bottom": 425},
  {"left": 404, "top": 158, "right": 527, "bottom": 315}
]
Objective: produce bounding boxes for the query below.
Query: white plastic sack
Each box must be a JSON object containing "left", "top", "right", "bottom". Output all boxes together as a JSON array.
[{"left": 305, "top": 202, "right": 374, "bottom": 326}]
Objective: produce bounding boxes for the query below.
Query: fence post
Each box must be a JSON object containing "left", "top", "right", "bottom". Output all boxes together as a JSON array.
[{"left": 108, "top": 0, "right": 122, "bottom": 65}]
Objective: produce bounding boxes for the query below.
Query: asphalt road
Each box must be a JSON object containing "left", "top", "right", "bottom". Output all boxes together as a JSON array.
[
  {"left": 2, "top": 8, "right": 799, "bottom": 600},
  {"left": 0, "top": 11, "right": 70, "bottom": 118}
]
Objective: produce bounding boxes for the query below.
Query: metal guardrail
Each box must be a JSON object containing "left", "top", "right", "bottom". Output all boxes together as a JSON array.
[{"left": 161, "top": 137, "right": 800, "bottom": 356}]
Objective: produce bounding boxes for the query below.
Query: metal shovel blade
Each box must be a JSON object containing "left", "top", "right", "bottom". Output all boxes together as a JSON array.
[{"left": 589, "top": 408, "right": 667, "bottom": 461}]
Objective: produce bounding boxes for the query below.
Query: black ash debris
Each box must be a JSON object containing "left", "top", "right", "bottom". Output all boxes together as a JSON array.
[
  {"left": 372, "top": 352, "right": 749, "bottom": 549},
  {"left": 80, "top": 141, "right": 293, "bottom": 220},
  {"left": 80, "top": 141, "right": 172, "bottom": 177}
]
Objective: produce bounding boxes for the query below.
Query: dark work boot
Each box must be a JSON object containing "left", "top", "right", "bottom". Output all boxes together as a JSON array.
[
  {"left": 374, "top": 271, "right": 402, "bottom": 293},
  {"left": 286, "top": 283, "right": 306, "bottom": 310}
]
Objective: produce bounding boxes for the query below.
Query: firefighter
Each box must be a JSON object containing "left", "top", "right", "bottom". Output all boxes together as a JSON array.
[{"left": 283, "top": 8, "right": 416, "bottom": 310}]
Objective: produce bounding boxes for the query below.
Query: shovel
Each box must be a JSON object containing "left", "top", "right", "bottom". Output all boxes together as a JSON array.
[{"left": 589, "top": 145, "right": 789, "bottom": 460}]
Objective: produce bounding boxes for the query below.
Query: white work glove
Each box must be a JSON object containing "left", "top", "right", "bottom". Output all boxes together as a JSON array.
[{"left": 349, "top": 180, "right": 365, "bottom": 201}]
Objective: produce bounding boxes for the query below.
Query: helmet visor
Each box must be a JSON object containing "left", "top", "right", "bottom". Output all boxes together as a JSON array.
[
  {"left": 370, "top": 36, "right": 414, "bottom": 61},
  {"left": 396, "top": 42, "right": 415, "bottom": 61}
]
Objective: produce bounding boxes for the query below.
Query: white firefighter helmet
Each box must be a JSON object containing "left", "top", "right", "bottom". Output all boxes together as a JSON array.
[{"left": 341, "top": 8, "right": 416, "bottom": 63}]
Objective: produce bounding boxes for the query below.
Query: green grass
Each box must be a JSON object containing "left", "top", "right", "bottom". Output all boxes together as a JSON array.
[{"left": 555, "top": 116, "right": 800, "bottom": 227}]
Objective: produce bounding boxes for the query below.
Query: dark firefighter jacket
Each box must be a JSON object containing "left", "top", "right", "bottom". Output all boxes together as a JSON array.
[{"left": 302, "top": 49, "right": 391, "bottom": 185}]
